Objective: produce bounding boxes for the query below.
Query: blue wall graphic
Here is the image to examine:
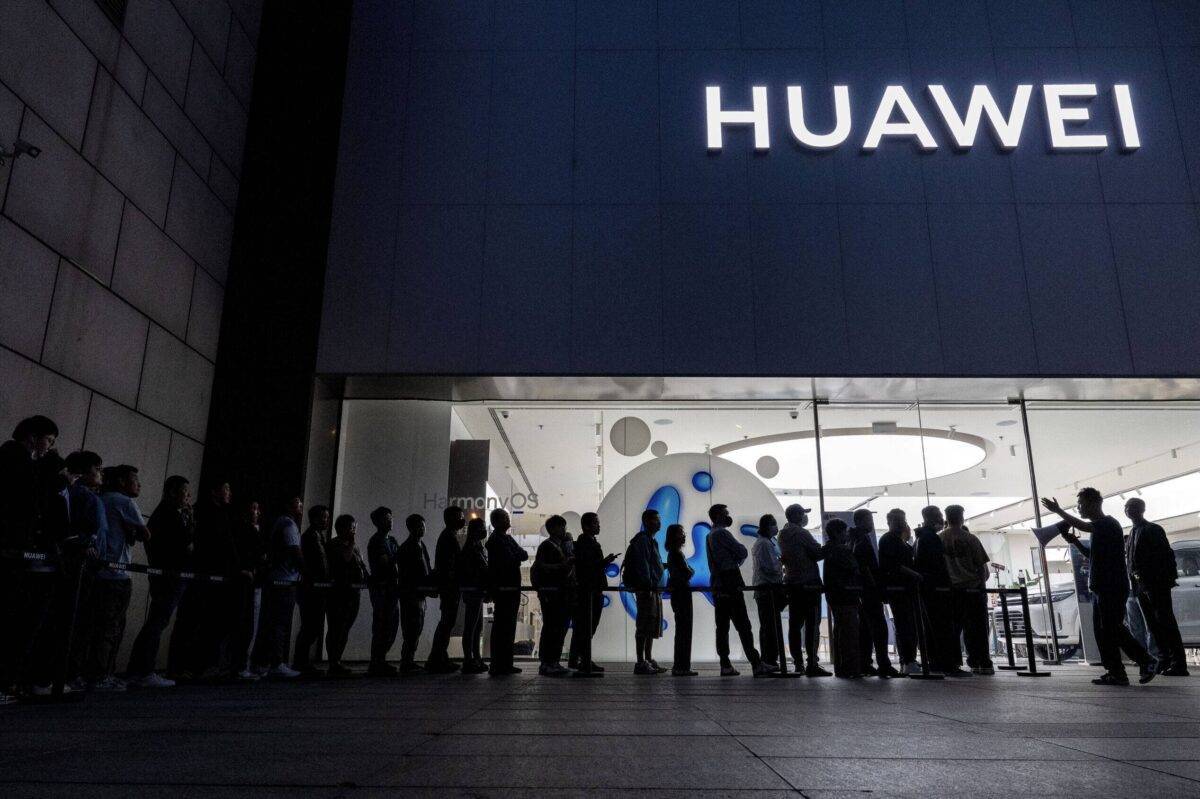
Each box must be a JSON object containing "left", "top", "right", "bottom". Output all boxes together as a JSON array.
[{"left": 617, "top": 471, "right": 758, "bottom": 626}]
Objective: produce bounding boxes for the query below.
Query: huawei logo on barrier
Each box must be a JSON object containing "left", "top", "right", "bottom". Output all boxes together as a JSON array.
[{"left": 705, "top": 83, "right": 1140, "bottom": 152}]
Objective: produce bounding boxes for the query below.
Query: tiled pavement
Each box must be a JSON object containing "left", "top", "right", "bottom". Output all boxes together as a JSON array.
[{"left": 1, "top": 664, "right": 1199, "bottom": 798}]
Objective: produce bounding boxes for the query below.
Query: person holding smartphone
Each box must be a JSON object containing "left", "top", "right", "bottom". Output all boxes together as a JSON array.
[
  {"left": 665, "top": 524, "right": 696, "bottom": 676},
  {"left": 568, "top": 512, "right": 616, "bottom": 672}
]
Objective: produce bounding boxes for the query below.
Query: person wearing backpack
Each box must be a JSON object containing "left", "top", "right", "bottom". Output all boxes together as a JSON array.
[{"left": 623, "top": 509, "right": 665, "bottom": 675}]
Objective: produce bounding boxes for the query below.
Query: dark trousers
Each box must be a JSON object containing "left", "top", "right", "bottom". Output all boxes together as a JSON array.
[
  {"left": 490, "top": 591, "right": 520, "bottom": 671},
  {"left": 127, "top": 575, "right": 187, "bottom": 677},
  {"left": 714, "top": 579, "right": 759, "bottom": 664},
  {"left": 786, "top": 584, "right": 823, "bottom": 668},
  {"left": 1, "top": 570, "right": 55, "bottom": 689},
  {"left": 325, "top": 587, "right": 360, "bottom": 666},
  {"left": 30, "top": 555, "right": 87, "bottom": 689},
  {"left": 670, "top": 588, "right": 693, "bottom": 671},
  {"left": 84, "top": 578, "right": 132, "bottom": 680},
  {"left": 461, "top": 591, "right": 484, "bottom": 662},
  {"left": 293, "top": 587, "right": 328, "bottom": 668},
  {"left": 538, "top": 591, "right": 571, "bottom": 665},
  {"left": 228, "top": 581, "right": 261, "bottom": 673},
  {"left": 1093, "top": 591, "right": 1151, "bottom": 678},
  {"left": 953, "top": 588, "right": 992, "bottom": 669},
  {"left": 887, "top": 593, "right": 918, "bottom": 665},
  {"left": 427, "top": 588, "right": 459, "bottom": 664},
  {"left": 921, "top": 587, "right": 959, "bottom": 671},
  {"left": 754, "top": 587, "right": 787, "bottom": 666},
  {"left": 1138, "top": 585, "right": 1185, "bottom": 668},
  {"left": 858, "top": 596, "right": 893, "bottom": 671},
  {"left": 831, "top": 603, "right": 861, "bottom": 676},
  {"left": 168, "top": 581, "right": 202, "bottom": 675},
  {"left": 568, "top": 588, "right": 603, "bottom": 666},
  {"left": 252, "top": 584, "right": 296, "bottom": 668},
  {"left": 399, "top": 597, "right": 425, "bottom": 664},
  {"left": 369, "top": 586, "right": 399, "bottom": 665}
]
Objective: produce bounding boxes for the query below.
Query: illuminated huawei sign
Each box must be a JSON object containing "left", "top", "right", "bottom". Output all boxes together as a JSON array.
[{"left": 705, "top": 83, "right": 1140, "bottom": 152}]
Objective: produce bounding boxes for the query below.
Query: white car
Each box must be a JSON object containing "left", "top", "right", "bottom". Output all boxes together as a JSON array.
[{"left": 993, "top": 540, "right": 1200, "bottom": 661}]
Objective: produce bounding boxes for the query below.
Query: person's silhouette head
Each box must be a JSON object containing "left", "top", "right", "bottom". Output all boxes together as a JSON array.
[
  {"left": 945, "top": 505, "right": 965, "bottom": 528},
  {"left": 785, "top": 504, "right": 810, "bottom": 526},
  {"left": 921, "top": 505, "right": 944, "bottom": 531},
  {"left": 758, "top": 513, "right": 778, "bottom": 538},
  {"left": 581, "top": 512, "right": 599, "bottom": 536},
  {"left": 334, "top": 514, "right": 356, "bottom": 540},
  {"left": 885, "top": 507, "right": 907, "bottom": 533},
  {"left": 466, "top": 516, "right": 486, "bottom": 542},
  {"left": 545, "top": 514, "right": 567, "bottom": 540},
  {"left": 285, "top": 496, "right": 304, "bottom": 525},
  {"left": 1124, "top": 497, "right": 1147, "bottom": 524},
  {"left": 852, "top": 508, "right": 874, "bottom": 532},
  {"left": 444, "top": 505, "right": 466, "bottom": 532},
  {"left": 308, "top": 505, "right": 330, "bottom": 532},
  {"left": 641, "top": 508, "right": 661, "bottom": 535},
  {"left": 708, "top": 503, "right": 732, "bottom": 528},
  {"left": 1076, "top": 487, "right": 1104, "bottom": 521},
  {"left": 665, "top": 523, "right": 685, "bottom": 552},
  {"left": 405, "top": 513, "right": 426, "bottom": 539},
  {"left": 490, "top": 508, "right": 510, "bottom": 534},
  {"left": 825, "top": 518, "right": 848, "bottom": 545},
  {"left": 370, "top": 506, "right": 392, "bottom": 533}
]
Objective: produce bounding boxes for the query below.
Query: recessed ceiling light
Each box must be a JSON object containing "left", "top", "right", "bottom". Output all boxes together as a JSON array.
[
  {"left": 996, "top": 419, "right": 1018, "bottom": 427},
  {"left": 654, "top": 419, "right": 673, "bottom": 425}
]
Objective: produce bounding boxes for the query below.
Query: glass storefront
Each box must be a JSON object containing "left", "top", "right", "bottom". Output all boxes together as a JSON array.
[{"left": 310, "top": 379, "right": 1200, "bottom": 664}]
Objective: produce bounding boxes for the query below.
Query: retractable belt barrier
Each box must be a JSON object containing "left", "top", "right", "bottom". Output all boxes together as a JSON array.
[{"left": 1, "top": 549, "right": 1048, "bottom": 680}]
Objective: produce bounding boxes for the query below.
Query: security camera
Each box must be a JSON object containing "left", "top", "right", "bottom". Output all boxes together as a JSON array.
[
  {"left": 0, "top": 139, "right": 41, "bottom": 167},
  {"left": 789, "top": 409, "right": 799, "bottom": 420},
  {"left": 500, "top": 410, "right": 509, "bottom": 419}
]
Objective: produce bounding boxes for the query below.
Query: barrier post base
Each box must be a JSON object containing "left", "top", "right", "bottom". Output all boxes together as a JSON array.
[
  {"left": 1017, "top": 671, "right": 1052, "bottom": 677},
  {"left": 996, "top": 665, "right": 1021, "bottom": 671},
  {"left": 907, "top": 673, "right": 945, "bottom": 680}
]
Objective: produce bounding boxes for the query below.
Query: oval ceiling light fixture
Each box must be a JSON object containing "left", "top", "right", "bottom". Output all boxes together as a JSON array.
[{"left": 713, "top": 427, "right": 989, "bottom": 490}]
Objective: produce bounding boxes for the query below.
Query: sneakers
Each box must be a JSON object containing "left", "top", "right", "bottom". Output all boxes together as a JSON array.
[
  {"left": 671, "top": 668, "right": 698, "bottom": 676},
  {"left": 128, "top": 673, "right": 176, "bottom": 689},
  {"left": 942, "top": 667, "right": 971, "bottom": 678},
  {"left": 720, "top": 661, "right": 740, "bottom": 677},
  {"left": 67, "top": 677, "right": 89, "bottom": 693},
  {"left": 863, "top": 665, "right": 879, "bottom": 677},
  {"left": 971, "top": 666, "right": 996, "bottom": 676},
  {"left": 904, "top": 662, "right": 922, "bottom": 676},
  {"left": 91, "top": 676, "right": 126, "bottom": 692},
  {"left": 805, "top": 664, "right": 832, "bottom": 678},
  {"left": 1161, "top": 664, "right": 1191, "bottom": 677},
  {"left": 1093, "top": 672, "right": 1130, "bottom": 686},
  {"left": 538, "top": 663, "right": 569, "bottom": 677},
  {"left": 752, "top": 662, "right": 773, "bottom": 677},
  {"left": 0, "top": 691, "right": 16, "bottom": 705},
  {"left": 268, "top": 663, "right": 301, "bottom": 679},
  {"left": 29, "top": 683, "right": 73, "bottom": 697},
  {"left": 236, "top": 669, "right": 262, "bottom": 682},
  {"left": 633, "top": 661, "right": 658, "bottom": 675},
  {"left": 461, "top": 660, "right": 488, "bottom": 675},
  {"left": 488, "top": 665, "right": 522, "bottom": 676},
  {"left": 877, "top": 666, "right": 902, "bottom": 679},
  {"left": 399, "top": 662, "right": 424, "bottom": 674},
  {"left": 425, "top": 660, "right": 461, "bottom": 674},
  {"left": 648, "top": 660, "right": 667, "bottom": 674}
]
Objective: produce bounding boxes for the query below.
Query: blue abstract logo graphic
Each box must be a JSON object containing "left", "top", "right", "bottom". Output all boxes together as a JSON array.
[{"left": 618, "top": 470, "right": 758, "bottom": 624}]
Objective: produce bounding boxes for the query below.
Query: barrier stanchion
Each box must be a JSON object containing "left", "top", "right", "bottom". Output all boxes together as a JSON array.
[
  {"left": 995, "top": 589, "right": 1019, "bottom": 671},
  {"left": 767, "top": 586, "right": 800, "bottom": 678},
  {"left": 1016, "top": 585, "right": 1050, "bottom": 678}
]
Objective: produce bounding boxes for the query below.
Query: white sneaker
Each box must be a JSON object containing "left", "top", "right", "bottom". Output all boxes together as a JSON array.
[
  {"left": 237, "top": 669, "right": 261, "bottom": 681},
  {"left": 129, "top": 673, "right": 175, "bottom": 689},
  {"left": 0, "top": 691, "right": 17, "bottom": 705},
  {"left": 268, "top": 663, "right": 301, "bottom": 679},
  {"left": 29, "top": 683, "right": 74, "bottom": 697},
  {"left": 91, "top": 676, "right": 126, "bottom": 692}
]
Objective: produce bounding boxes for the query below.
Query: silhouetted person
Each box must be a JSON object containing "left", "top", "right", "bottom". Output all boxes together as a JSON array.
[
  {"left": 230, "top": 498, "right": 266, "bottom": 680},
  {"left": 913, "top": 505, "right": 961, "bottom": 675},
  {"left": 326, "top": 514, "right": 366, "bottom": 677},
  {"left": 568, "top": 512, "right": 614, "bottom": 672},
  {"left": 663, "top": 524, "right": 696, "bottom": 676},
  {"left": 294, "top": 505, "right": 331, "bottom": 675},
  {"left": 941, "top": 504, "right": 994, "bottom": 675},
  {"left": 878, "top": 508, "right": 920, "bottom": 675},
  {"left": 458, "top": 517, "right": 489, "bottom": 674},
  {"left": 1125, "top": 498, "right": 1186, "bottom": 676},
  {"left": 1044, "top": 489, "right": 1156, "bottom": 686},
  {"left": 64, "top": 451, "right": 105, "bottom": 692},
  {"left": 127, "top": 475, "right": 193, "bottom": 689},
  {"left": 486, "top": 508, "right": 527, "bottom": 676},
  {"left": 186, "top": 479, "right": 239, "bottom": 680},
  {"left": 533, "top": 515, "right": 574, "bottom": 676},
  {"left": 778, "top": 503, "right": 830, "bottom": 677},
  {"left": 752, "top": 513, "right": 786, "bottom": 672},
  {"left": 397, "top": 513, "right": 434, "bottom": 673},
  {"left": 624, "top": 509, "right": 665, "bottom": 675},
  {"left": 824, "top": 519, "right": 862, "bottom": 678},
  {"left": 850, "top": 509, "right": 897, "bottom": 678},
  {"left": 366, "top": 506, "right": 400, "bottom": 677},
  {"left": 250, "top": 497, "right": 304, "bottom": 679},
  {"left": 706, "top": 503, "right": 767, "bottom": 677},
  {"left": 427, "top": 506, "right": 466, "bottom": 673}
]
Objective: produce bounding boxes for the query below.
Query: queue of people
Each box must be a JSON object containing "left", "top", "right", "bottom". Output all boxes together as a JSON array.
[{"left": 1, "top": 414, "right": 1190, "bottom": 701}]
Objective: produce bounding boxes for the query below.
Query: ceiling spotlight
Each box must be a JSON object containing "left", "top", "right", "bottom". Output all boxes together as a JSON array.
[
  {"left": 882, "top": 486, "right": 889, "bottom": 496},
  {"left": 1009, "top": 445, "right": 1017, "bottom": 457},
  {"left": 980, "top": 468, "right": 988, "bottom": 479},
  {"left": 1171, "top": 449, "right": 1179, "bottom": 459},
  {"left": 500, "top": 410, "right": 510, "bottom": 419},
  {"left": 789, "top": 409, "right": 799, "bottom": 420}
]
